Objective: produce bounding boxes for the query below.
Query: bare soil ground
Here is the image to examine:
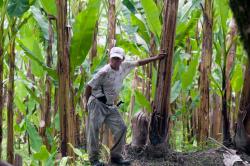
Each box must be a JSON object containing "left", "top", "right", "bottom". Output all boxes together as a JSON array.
[{"left": 108, "top": 144, "right": 250, "bottom": 166}]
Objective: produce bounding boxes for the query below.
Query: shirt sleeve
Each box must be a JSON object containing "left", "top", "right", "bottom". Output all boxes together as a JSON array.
[
  {"left": 121, "top": 61, "right": 138, "bottom": 77},
  {"left": 87, "top": 71, "right": 106, "bottom": 89}
]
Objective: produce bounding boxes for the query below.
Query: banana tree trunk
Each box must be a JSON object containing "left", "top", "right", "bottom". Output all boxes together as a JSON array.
[
  {"left": 192, "top": 108, "right": 198, "bottom": 141},
  {"left": 90, "top": 21, "right": 98, "bottom": 68},
  {"left": 198, "top": 0, "right": 212, "bottom": 145},
  {"left": 149, "top": 0, "right": 179, "bottom": 145},
  {"left": 131, "top": 111, "right": 149, "bottom": 146},
  {"left": 56, "top": 0, "right": 75, "bottom": 157},
  {"left": 131, "top": 70, "right": 150, "bottom": 147},
  {"left": 7, "top": 36, "right": 16, "bottom": 164},
  {"left": 226, "top": 19, "right": 237, "bottom": 115},
  {"left": 185, "top": 37, "right": 194, "bottom": 143},
  {"left": 222, "top": 64, "right": 232, "bottom": 146},
  {"left": 150, "top": 32, "right": 157, "bottom": 68},
  {"left": 227, "top": 20, "right": 237, "bottom": 133},
  {"left": 229, "top": 0, "right": 250, "bottom": 60},
  {"left": 107, "top": 0, "right": 116, "bottom": 50},
  {"left": 230, "top": 0, "right": 250, "bottom": 153},
  {"left": 131, "top": 31, "right": 157, "bottom": 147},
  {"left": 40, "top": 18, "right": 53, "bottom": 150},
  {"left": 0, "top": 2, "right": 7, "bottom": 159},
  {"left": 232, "top": 92, "right": 240, "bottom": 132},
  {"left": 80, "top": 21, "right": 98, "bottom": 147},
  {"left": 146, "top": 64, "right": 151, "bottom": 101},
  {"left": 26, "top": 61, "right": 34, "bottom": 156},
  {"left": 129, "top": 70, "right": 137, "bottom": 121},
  {"left": 53, "top": 88, "right": 59, "bottom": 137},
  {"left": 102, "top": 0, "right": 116, "bottom": 148},
  {"left": 0, "top": 26, "right": 4, "bottom": 161},
  {"left": 234, "top": 62, "right": 250, "bottom": 153},
  {"left": 75, "top": 114, "right": 81, "bottom": 146},
  {"left": 210, "top": 94, "right": 222, "bottom": 140},
  {"left": 221, "top": 19, "right": 237, "bottom": 146},
  {"left": 57, "top": 0, "right": 67, "bottom": 155},
  {"left": 14, "top": 154, "right": 22, "bottom": 166}
]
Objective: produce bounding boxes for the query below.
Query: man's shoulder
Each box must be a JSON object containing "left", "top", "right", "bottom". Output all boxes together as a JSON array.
[
  {"left": 121, "top": 60, "right": 138, "bottom": 68},
  {"left": 96, "top": 65, "right": 110, "bottom": 76}
]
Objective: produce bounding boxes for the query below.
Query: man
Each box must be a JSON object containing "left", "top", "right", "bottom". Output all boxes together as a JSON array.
[{"left": 85, "top": 47, "right": 165, "bottom": 166}]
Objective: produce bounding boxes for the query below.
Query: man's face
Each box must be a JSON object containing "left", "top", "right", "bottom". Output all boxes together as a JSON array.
[{"left": 110, "top": 57, "right": 123, "bottom": 70}]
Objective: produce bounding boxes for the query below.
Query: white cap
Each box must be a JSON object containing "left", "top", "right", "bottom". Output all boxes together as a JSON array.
[{"left": 110, "top": 47, "right": 125, "bottom": 59}]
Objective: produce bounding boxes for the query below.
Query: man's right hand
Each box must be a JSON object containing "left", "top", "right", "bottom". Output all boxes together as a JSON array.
[
  {"left": 157, "top": 52, "right": 167, "bottom": 60},
  {"left": 84, "top": 85, "right": 92, "bottom": 112},
  {"left": 84, "top": 104, "right": 88, "bottom": 112},
  {"left": 83, "top": 97, "right": 88, "bottom": 112}
]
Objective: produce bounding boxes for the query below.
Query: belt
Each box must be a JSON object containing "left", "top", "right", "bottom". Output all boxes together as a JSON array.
[
  {"left": 91, "top": 95, "right": 124, "bottom": 107},
  {"left": 91, "top": 95, "right": 113, "bottom": 106}
]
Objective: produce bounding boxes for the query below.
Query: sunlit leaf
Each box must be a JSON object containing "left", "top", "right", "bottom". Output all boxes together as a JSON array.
[
  {"left": 14, "top": 81, "right": 28, "bottom": 114},
  {"left": 131, "top": 14, "right": 150, "bottom": 44},
  {"left": 209, "top": 71, "right": 222, "bottom": 95},
  {"left": 15, "top": 80, "right": 28, "bottom": 99},
  {"left": 15, "top": 97, "right": 26, "bottom": 114},
  {"left": 45, "top": 151, "right": 57, "bottom": 166},
  {"left": 7, "top": 0, "right": 30, "bottom": 17},
  {"left": 151, "top": 67, "right": 157, "bottom": 99},
  {"left": 70, "top": 0, "right": 101, "bottom": 74},
  {"left": 30, "top": 6, "right": 49, "bottom": 40},
  {"left": 59, "top": 157, "right": 68, "bottom": 166},
  {"left": 33, "top": 145, "right": 50, "bottom": 161},
  {"left": 25, "top": 85, "right": 41, "bottom": 104},
  {"left": 14, "top": 123, "right": 23, "bottom": 133},
  {"left": 172, "top": 50, "right": 182, "bottom": 82},
  {"left": 231, "top": 64, "right": 243, "bottom": 92},
  {"left": 215, "top": 0, "right": 229, "bottom": 35},
  {"left": 54, "top": 112, "right": 60, "bottom": 131},
  {"left": 27, "top": 98, "right": 37, "bottom": 112},
  {"left": 40, "top": 0, "right": 57, "bottom": 16},
  {"left": 179, "top": 0, "right": 201, "bottom": 22},
  {"left": 190, "top": 89, "right": 200, "bottom": 109},
  {"left": 18, "top": 40, "right": 58, "bottom": 81},
  {"left": 91, "top": 53, "right": 108, "bottom": 73},
  {"left": 116, "top": 35, "right": 143, "bottom": 56},
  {"left": 170, "top": 80, "right": 181, "bottom": 103},
  {"left": 135, "top": 90, "right": 152, "bottom": 113},
  {"left": 214, "top": 40, "right": 222, "bottom": 67},
  {"left": 176, "top": 10, "right": 201, "bottom": 47},
  {"left": 68, "top": 143, "right": 83, "bottom": 157},
  {"left": 140, "top": 0, "right": 161, "bottom": 41},
  {"left": 181, "top": 53, "right": 200, "bottom": 89},
  {"left": 0, "top": 0, "right": 3, "bottom": 7},
  {"left": 26, "top": 118, "right": 43, "bottom": 152},
  {"left": 82, "top": 153, "right": 89, "bottom": 160},
  {"left": 137, "top": 70, "right": 148, "bottom": 80},
  {"left": 30, "top": 41, "right": 44, "bottom": 77},
  {"left": 18, "top": 26, "right": 45, "bottom": 78},
  {"left": 74, "top": 74, "right": 86, "bottom": 107}
]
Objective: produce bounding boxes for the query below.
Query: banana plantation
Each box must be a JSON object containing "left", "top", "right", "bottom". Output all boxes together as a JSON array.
[{"left": 0, "top": 0, "right": 250, "bottom": 165}]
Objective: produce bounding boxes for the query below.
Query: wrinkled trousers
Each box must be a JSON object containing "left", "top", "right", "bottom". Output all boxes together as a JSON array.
[{"left": 87, "top": 97, "right": 127, "bottom": 162}]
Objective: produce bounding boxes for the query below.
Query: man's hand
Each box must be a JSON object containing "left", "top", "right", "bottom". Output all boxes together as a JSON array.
[
  {"left": 137, "top": 51, "right": 166, "bottom": 66},
  {"left": 84, "top": 85, "right": 92, "bottom": 113},
  {"left": 84, "top": 103, "right": 88, "bottom": 112},
  {"left": 83, "top": 97, "right": 88, "bottom": 112},
  {"left": 156, "top": 52, "right": 167, "bottom": 60}
]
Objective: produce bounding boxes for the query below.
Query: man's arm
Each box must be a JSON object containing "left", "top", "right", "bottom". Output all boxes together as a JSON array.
[
  {"left": 84, "top": 85, "right": 92, "bottom": 111},
  {"left": 137, "top": 53, "right": 166, "bottom": 66},
  {"left": 85, "top": 85, "right": 92, "bottom": 102}
]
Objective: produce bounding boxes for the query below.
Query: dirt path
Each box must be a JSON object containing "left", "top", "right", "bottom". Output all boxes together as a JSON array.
[{"left": 119, "top": 145, "right": 250, "bottom": 166}]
